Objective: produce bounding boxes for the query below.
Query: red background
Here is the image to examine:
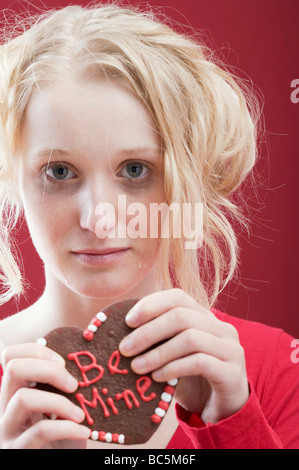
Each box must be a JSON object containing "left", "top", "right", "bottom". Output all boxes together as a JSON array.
[{"left": 0, "top": 0, "right": 298, "bottom": 337}]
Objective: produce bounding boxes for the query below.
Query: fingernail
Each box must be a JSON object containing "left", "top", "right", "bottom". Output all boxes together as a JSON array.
[
  {"left": 131, "top": 356, "right": 147, "bottom": 373},
  {"left": 74, "top": 406, "right": 85, "bottom": 422},
  {"left": 152, "top": 369, "right": 162, "bottom": 380},
  {"left": 67, "top": 374, "right": 78, "bottom": 390},
  {"left": 80, "top": 426, "right": 91, "bottom": 439},
  {"left": 119, "top": 336, "right": 134, "bottom": 355},
  {"left": 126, "top": 307, "right": 139, "bottom": 326},
  {"left": 51, "top": 353, "right": 66, "bottom": 365}
]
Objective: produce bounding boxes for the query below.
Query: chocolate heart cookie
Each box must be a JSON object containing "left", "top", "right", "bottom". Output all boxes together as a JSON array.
[{"left": 36, "top": 299, "right": 177, "bottom": 445}]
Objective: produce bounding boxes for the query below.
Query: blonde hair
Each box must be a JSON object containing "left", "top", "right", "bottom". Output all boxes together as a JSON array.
[{"left": 0, "top": 1, "right": 261, "bottom": 308}]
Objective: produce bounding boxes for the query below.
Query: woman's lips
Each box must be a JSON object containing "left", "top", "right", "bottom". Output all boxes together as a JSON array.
[{"left": 71, "top": 248, "right": 130, "bottom": 265}]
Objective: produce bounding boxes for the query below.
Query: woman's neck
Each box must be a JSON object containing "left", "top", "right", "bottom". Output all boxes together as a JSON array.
[{"left": 35, "top": 266, "right": 162, "bottom": 331}]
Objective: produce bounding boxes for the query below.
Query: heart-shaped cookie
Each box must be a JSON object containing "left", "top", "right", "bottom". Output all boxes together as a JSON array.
[{"left": 36, "top": 299, "right": 177, "bottom": 445}]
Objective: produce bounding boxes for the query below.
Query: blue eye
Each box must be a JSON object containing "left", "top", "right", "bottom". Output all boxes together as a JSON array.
[
  {"left": 46, "top": 165, "right": 76, "bottom": 181},
  {"left": 120, "top": 162, "right": 149, "bottom": 179}
]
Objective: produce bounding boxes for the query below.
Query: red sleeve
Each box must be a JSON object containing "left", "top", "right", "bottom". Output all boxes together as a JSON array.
[
  {"left": 172, "top": 381, "right": 284, "bottom": 448},
  {"left": 167, "top": 315, "right": 299, "bottom": 449}
]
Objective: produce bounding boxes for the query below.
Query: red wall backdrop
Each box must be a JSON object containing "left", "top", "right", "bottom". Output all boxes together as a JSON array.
[{"left": 0, "top": 0, "right": 298, "bottom": 337}]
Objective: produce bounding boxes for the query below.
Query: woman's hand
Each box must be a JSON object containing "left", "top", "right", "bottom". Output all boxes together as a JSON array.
[
  {"left": 119, "top": 288, "right": 249, "bottom": 424},
  {"left": 0, "top": 343, "right": 90, "bottom": 449}
]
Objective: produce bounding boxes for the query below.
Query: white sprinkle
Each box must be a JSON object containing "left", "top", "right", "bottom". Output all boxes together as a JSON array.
[
  {"left": 167, "top": 378, "right": 178, "bottom": 386},
  {"left": 155, "top": 407, "right": 166, "bottom": 418},
  {"left": 96, "top": 312, "right": 107, "bottom": 322},
  {"left": 91, "top": 431, "right": 98, "bottom": 440},
  {"left": 105, "top": 432, "right": 112, "bottom": 442},
  {"left": 118, "top": 434, "right": 125, "bottom": 444},
  {"left": 36, "top": 337, "right": 47, "bottom": 346},
  {"left": 29, "top": 382, "right": 37, "bottom": 388},
  {"left": 88, "top": 324, "right": 97, "bottom": 332},
  {"left": 50, "top": 413, "right": 57, "bottom": 420},
  {"left": 161, "top": 392, "right": 172, "bottom": 403}
]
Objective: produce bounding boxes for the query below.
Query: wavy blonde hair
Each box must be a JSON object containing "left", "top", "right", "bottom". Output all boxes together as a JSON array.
[{"left": 0, "top": 1, "right": 261, "bottom": 308}]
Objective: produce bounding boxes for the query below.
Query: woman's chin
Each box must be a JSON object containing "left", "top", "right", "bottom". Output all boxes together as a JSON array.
[{"left": 63, "top": 279, "right": 137, "bottom": 302}]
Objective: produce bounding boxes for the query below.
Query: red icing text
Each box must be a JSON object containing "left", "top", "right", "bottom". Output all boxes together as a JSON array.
[
  {"left": 115, "top": 389, "right": 140, "bottom": 409},
  {"left": 76, "top": 387, "right": 118, "bottom": 424},
  {"left": 68, "top": 349, "right": 156, "bottom": 423},
  {"left": 136, "top": 376, "right": 156, "bottom": 402},
  {"left": 68, "top": 351, "right": 104, "bottom": 387},
  {"left": 108, "top": 350, "right": 128, "bottom": 375}
]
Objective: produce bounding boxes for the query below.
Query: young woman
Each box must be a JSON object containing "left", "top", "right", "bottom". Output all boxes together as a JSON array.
[{"left": 0, "top": 3, "right": 298, "bottom": 449}]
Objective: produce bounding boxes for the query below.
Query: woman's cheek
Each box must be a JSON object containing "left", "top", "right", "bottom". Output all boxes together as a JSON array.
[{"left": 23, "top": 192, "right": 71, "bottom": 257}]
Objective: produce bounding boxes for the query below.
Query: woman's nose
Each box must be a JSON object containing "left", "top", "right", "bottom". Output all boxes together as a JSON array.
[
  {"left": 79, "top": 182, "right": 118, "bottom": 237},
  {"left": 78, "top": 184, "right": 127, "bottom": 239}
]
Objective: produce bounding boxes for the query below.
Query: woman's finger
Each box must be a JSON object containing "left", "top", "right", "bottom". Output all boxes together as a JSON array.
[
  {"left": 149, "top": 352, "right": 229, "bottom": 384},
  {"left": 150, "top": 351, "right": 248, "bottom": 417},
  {"left": 5, "top": 419, "right": 90, "bottom": 449},
  {"left": 3, "top": 387, "right": 85, "bottom": 437},
  {"left": 130, "top": 328, "right": 240, "bottom": 375},
  {"left": 1, "top": 343, "right": 65, "bottom": 369},
  {"left": 125, "top": 288, "right": 211, "bottom": 327},
  {"left": 0, "top": 358, "right": 78, "bottom": 413},
  {"left": 119, "top": 306, "right": 232, "bottom": 357}
]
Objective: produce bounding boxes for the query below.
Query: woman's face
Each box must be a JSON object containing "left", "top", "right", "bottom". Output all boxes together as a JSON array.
[{"left": 18, "top": 76, "right": 166, "bottom": 299}]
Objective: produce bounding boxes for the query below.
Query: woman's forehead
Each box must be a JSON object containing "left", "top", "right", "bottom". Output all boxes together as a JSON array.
[{"left": 20, "top": 77, "right": 162, "bottom": 160}]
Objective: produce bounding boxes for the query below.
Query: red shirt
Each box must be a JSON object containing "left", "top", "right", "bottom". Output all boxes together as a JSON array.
[
  {"left": 167, "top": 310, "right": 299, "bottom": 449},
  {"left": 1, "top": 310, "right": 298, "bottom": 448}
]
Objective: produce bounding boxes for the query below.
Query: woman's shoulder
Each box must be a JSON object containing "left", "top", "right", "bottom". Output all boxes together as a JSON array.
[
  {"left": 212, "top": 308, "right": 295, "bottom": 375},
  {"left": 0, "top": 311, "right": 23, "bottom": 347},
  {"left": 0, "top": 306, "right": 39, "bottom": 348},
  {"left": 212, "top": 307, "right": 293, "bottom": 342}
]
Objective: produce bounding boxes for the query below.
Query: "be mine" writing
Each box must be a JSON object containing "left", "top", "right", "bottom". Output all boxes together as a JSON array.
[{"left": 67, "top": 349, "right": 169, "bottom": 425}]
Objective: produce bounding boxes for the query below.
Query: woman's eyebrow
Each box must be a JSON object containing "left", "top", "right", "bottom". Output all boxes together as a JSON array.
[
  {"left": 31, "top": 147, "right": 161, "bottom": 159},
  {"left": 118, "top": 147, "right": 161, "bottom": 157},
  {"left": 30, "top": 148, "right": 70, "bottom": 159}
]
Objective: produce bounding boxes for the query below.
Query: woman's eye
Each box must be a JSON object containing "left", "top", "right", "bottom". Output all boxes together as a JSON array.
[
  {"left": 45, "top": 165, "right": 76, "bottom": 181},
  {"left": 119, "top": 162, "right": 149, "bottom": 180}
]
